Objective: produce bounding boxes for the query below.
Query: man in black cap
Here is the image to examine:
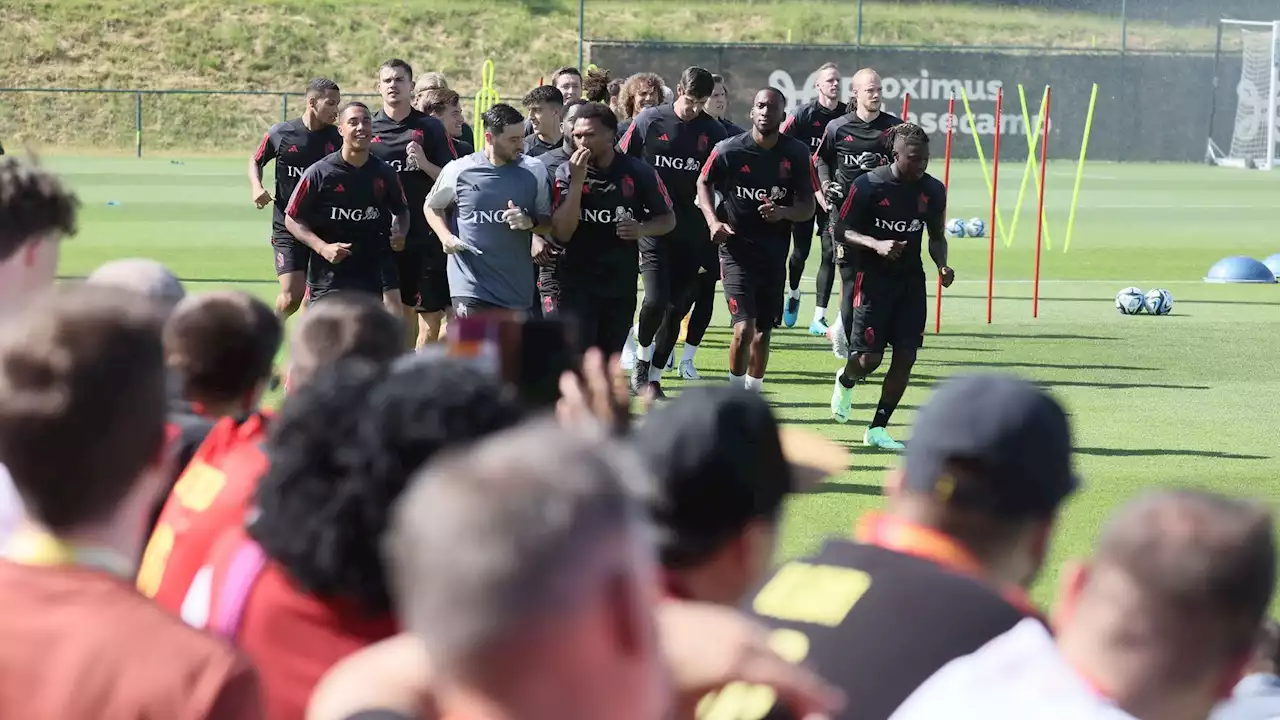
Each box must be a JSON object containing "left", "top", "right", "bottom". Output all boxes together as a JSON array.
[
  {"left": 632, "top": 385, "right": 849, "bottom": 605},
  {"left": 705, "top": 373, "right": 1078, "bottom": 720}
]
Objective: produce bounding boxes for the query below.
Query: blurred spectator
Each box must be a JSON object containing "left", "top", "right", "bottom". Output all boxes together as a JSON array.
[
  {"left": 84, "top": 259, "right": 210, "bottom": 488},
  {"left": 1211, "top": 620, "right": 1280, "bottom": 720},
  {"left": 187, "top": 357, "right": 523, "bottom": 720},
  {"left": 140, "top": 293, "right": 401, "bottom": 619},
  {"left": 0, "top": 286, "right": 261, "bottom": 719},
  {"left": 891, "top": 489, "right": 1276, "bottom": 720},
  {"left": 0, "top": 156, "right": 78, "bottom": 546},
  {"left": 385, "top": 419, "right": 667, "bottom": 720},
  {"left": 634, "top": 386, "right": 848, "bottom": 604},
  {"left": 137, "top": 291, "right": 282, "bottom": 602},
  {"left": 730, "top": 374, "right": 1077, "bottom": 720}
]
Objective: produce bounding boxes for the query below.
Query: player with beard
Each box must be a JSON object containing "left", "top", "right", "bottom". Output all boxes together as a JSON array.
[
  {"left": 698, "top": 88, "right": 816, "bottom": 391},
  {"left": 522, "top": 85, "right": 565, "bottom": 158},
  {"left": 830, "top": 123, "right": 953, "bottom": 449},
  {"left": 619, "top": 66, "right": 726, "bottom": 397},
  {"left": 369, "top": 59, "right": 458, "bottom": 348},
  {"left": 425, "top": 103, "right": 553, "bottom": 317},
  {"left": 285, "top": 102, "right": 409, "bottom": 309},
  {"left": 615, "top": 72, "right": 666, "bottom": 142},
  {"left": 533, "top": 98, "right": 587, "bottom": 316},
  {"left": 551, "top": 102, "right": 675, "bottom": 355},
  {"left": 782, "top": 62, "right": 846, "bottom": 331},
  {"left": 250, "top": 78, "right": 342, "bottom": 318},
  {"left": 813, "top": 68, "right": 900, "bottom": 347}
]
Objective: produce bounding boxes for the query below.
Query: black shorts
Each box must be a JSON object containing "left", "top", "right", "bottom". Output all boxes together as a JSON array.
[
  {"left": 560, "top": 286, "right": 637, "bottom": 354},
  {"left": 395, "top": 244, "right": 427, "bottom": 307},
  {"left": 640, "top": 238, "right": 703, "bottom": 306},
  {"left": 720, "top": 248, "right": 785, "bottom": 326},
  {"left": 845, "top": 271, "right": 927, "bottom": 354},
  {"left": 537, "top": 260, "right": 561, "bottom": 315},
  {"left": 272, "top": 234, "right": 312, "bottom": 276},
  {"left": 418, "top": 250, "right": 451, "bottom": 313}
]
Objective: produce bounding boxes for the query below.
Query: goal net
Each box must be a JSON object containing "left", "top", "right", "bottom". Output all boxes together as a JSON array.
[{"left": 1208, "top": 20, "right": 1280, "bottom": 170}]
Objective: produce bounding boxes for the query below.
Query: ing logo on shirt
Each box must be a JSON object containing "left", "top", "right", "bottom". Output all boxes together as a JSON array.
[
  {"left": 329, "top": 206, "right": 382, "bottom": 222},
  {"left": 734, "top": 186, "right": 787, "bottom": 202},
  {"left": 652, "top": 155, "right": 701, "bottom": 172}
]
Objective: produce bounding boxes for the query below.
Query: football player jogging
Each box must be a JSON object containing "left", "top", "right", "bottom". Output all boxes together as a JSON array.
[
  {"left": 249, "top": 78, "right": 342, "bottom": 317},
  {"left": 552, "top": 102, "right": 676, "bottom": 355},
  {"left": 619, "top": 66, "right": 727, "bottom": 397},
  {"left": 535, "top": 98, "right": 588, "bottom": 316},
  {"left": 369, "top": 59, "right": 459, "bottom": 348},
  {"left": 830, "top": 123, "right": 954, "bottom": 450},
  {"left": 812, "top": 68, "right": 900, "bottom": 343},
  {"left": 781, "top": 62, "right": 846, "bottom": 331},
  {"left": 698, "top": 88, "right": 816, "bottom": 392},
  {"left": 425, "top": 103, "right": 553, "bottom": 318},
  {"left": 284, "top": 102, "right": 409, "bottom": 309}
]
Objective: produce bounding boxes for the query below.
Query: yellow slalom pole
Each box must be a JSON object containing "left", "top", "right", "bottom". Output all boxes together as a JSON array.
[
  {"left": 473, "top": 59, "right": 500, "bottom": 150},
  {"left": 1017, "top": 86, "right": 1053, "bottom": 250},
  {"left": 1008, "top": 85, "right": 1044, "bottom": 247},
  {"left": 1064, "top": 83, "right": 1098, "bottom": 254},
  {"left": 959, "top": 88, "right": 1007, "bottom": 241}
]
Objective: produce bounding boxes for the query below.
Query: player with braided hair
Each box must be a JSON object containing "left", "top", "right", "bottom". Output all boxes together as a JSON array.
[{"left": 829, "top": 121, "right": 953, "bottom": 449}]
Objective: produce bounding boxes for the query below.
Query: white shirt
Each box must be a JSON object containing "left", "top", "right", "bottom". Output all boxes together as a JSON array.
[
  {"left": 0, "top": 463, "right": 24, "bottom": 547},
  {"left": 1210, "top": 674, "right": 1280, "bottom": 720},
  {"left": 889, "top": 619, "right": 1138, "bottom": 720}
]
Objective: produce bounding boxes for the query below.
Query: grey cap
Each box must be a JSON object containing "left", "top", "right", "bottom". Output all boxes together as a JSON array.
[{"left": 85, "top": 259, "right": 186, "bottom": 315}]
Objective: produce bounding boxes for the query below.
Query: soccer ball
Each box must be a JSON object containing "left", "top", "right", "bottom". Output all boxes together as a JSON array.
[
  {"left": 946, "top": 218, "right": 967, "bottom": 237},
  {"left": 1115, "top": 286, "right": 1146, "bottom": 315},
  {"left": 1143, "top": 288, "right": 1173, "bottom": 316},
  {"left": 965, "top": 217, "right": 986, "bottom": 237}
]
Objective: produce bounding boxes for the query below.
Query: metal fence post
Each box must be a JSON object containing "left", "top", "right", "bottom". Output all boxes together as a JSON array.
[
  {"left": 856, "top": 0, "right": 864, "bottom": 48},
  {"left": 578, "top": 0, "right": 585, "bottom": 69},
  {"left": 281, "top": 93, "right": 288, "bottom": 122},
  {"left": 1119, "top": 0, "right": 1128, "bottom": 53},
  {"left": 135, "top": 91, "right": 143, "bottom": 158}
]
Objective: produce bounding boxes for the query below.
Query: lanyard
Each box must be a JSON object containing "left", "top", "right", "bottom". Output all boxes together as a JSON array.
[{"left": 4, "top": 527, "right": 136, "bottom": 580}]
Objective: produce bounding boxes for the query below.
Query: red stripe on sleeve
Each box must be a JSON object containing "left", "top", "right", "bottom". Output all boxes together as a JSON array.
[
  {"left": 285, "top": 176, "right": 311, "bottom": 217},
  {"left": 655, "top": 174, "right": 674, "bottom": 211},
  {"left": 252, "top": 132, "right": 271, "bottom": 165},
  {"left": 808, "top": 157, "right": 821, "bottom": 193},
  {"left": 619, "top": 120, "right": 638, "bottom": 153},
  {"left": 839, "top": 184, "right": 857, "bottom": 220},
  {"left": 699, "top": 149, "right": 720, "bottom": 180},
  {"left": 780, "top": 115, "right": 796, "bottom": 135},
  {"left": 445, "top": 132, "right": 458, "bottom": 159}
]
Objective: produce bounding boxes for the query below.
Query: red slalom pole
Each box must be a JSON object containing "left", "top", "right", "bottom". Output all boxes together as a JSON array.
[
  {"left": 900, "top": 93, "right": 911, "bottom": 118},
  {"left": 937, "top": 93, "right": 955, "bottom": 334},
  {"left": 1032, "top": 86, "right": 1052, "bottom": 318},
  {"left": 986, "top": 87, "right": 1003, "bottom": 324}
]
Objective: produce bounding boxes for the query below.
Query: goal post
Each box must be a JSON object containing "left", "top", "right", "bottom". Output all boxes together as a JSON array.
[{"left": 1207, "top": 19, "right": 1280, "bottom": 170}]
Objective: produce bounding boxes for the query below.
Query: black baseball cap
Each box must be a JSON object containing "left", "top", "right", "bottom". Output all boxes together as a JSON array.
[
  {"left": 904, "top": 374, "right": 1079, "bottom": 519},
  {"left": 633, "top": 386, "right": 849, "bottom": 568}
]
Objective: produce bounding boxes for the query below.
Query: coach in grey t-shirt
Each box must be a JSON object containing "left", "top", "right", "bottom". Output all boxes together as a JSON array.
[{"left": 426, "top": 103, "right": 552, "bottom": 315}]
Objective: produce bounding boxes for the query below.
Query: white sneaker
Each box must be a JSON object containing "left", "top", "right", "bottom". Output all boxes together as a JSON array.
[
  {"left": 665, "top": 352, "right": 675, "bottom": 371},
  {"left": 620, "top": 328, "right": 637, "bottom": 371},
  {"left": 826, "top": 323, "right": 849, "bottom": 359},
  {"left": 831, "top": 372, "right": 854, "bottom": 423},
  {"left": 679, "top": 359, "right": 701, "bottom": 380}
]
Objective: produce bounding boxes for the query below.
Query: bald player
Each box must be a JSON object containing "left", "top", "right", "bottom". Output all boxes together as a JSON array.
[
  {"left": 892, "top": 489, "right": 1276, "bottom": 720},
  {"left": 811, "top": 68, "right": 900, "bottom": 340}
]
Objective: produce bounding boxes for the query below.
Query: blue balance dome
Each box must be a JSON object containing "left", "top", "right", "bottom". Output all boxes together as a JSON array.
[
  {"left": 1263, "top": 253, "right": 1280, "bottom": 279},
  {"left": 1204, "top": 256, "right": 1277, "bottom": 284}
]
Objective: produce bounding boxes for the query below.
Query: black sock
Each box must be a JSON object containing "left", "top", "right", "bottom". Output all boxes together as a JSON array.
[
  {"left": 871, "top": 402, "right": 893, "bottom": 428},
  {"left": 838, "top": 371, "right": 857, "bottom": 389}
]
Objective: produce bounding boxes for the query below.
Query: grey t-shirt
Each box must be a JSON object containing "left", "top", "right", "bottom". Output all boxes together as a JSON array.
[{"left": 426, "top": 151, "right": 552, "bottom": 309}]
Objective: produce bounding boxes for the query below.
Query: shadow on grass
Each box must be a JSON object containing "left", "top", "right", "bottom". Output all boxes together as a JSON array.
[
  {"left": 1077, "top": 447, "right": 1270, "bottom": 460},
  {"left": 813, "top": 481, "right": 884, "bottom": 496},
  {"left": 1034, "top": 380, "right": 1209, "bottom": 391},
  {"left": 934, "top": 331, "right": 1120, "bottom": 341},
  {"left": 944, "top": 294, "right": 1279, "bottom": 308},
  {"left": 918, "top": 358, "right": 1156, "bottom": 372}
]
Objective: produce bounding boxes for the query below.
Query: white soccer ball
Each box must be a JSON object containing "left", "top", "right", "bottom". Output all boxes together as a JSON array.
[
  {"left": 1115, "top": 286, "right": 1146, "bottom": 315},
  {"left": 965, "top": 217, "right": 986, "bottom": 237},
  {"left": 1143, "top": 288, "right": 1173, "bottom": 316},
  {"left": 946, "top": 218, "right": 967, "bottom": 237}
]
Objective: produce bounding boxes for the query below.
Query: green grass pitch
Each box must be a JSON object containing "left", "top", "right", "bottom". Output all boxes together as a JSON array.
[{"left": 50, "top": 155, "right": 1280, "bottom": 608}]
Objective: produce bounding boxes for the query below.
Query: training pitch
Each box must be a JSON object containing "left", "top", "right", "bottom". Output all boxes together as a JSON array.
[{"left": 50, "top": 156, "right": 1280, "bottom": 607}]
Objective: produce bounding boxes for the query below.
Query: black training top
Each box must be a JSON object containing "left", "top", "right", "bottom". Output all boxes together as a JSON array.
[
  {"left": 619, "top": 104, "right": 728, "bottom": 237},
  {"left": 838, "top": 165, "right": 946, "bottom": 277},
  {"left": 252, "top": 118, "right": 342, "bottom": 238},
  {"left": 369, "top": 108, "right": 457, "bottom": 243},
  {"left": 700, "top": 131, "right": 816, "bottom": 259},
  {"left": 285, "top": 152, "right": 406, "bottom": 297},
  {"left": 813, "top": 112, "right": 902, "bottom": 194},
  {"left": 523, "top": 133, "right": 559, "bottom": 158},
  {"left": 783, "top": 98, "right": 849, "bottom": 154}
]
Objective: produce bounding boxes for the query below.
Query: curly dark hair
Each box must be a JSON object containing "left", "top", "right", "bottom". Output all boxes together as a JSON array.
[
  {"left": 891, "top": 122, "right": 929, "bottom": 146},
  {"left": 583, "top": 67, "right": 612, "bottom": 103},
  {"left": 250, "top": 357, "right": 525, "bottom": 615}
]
